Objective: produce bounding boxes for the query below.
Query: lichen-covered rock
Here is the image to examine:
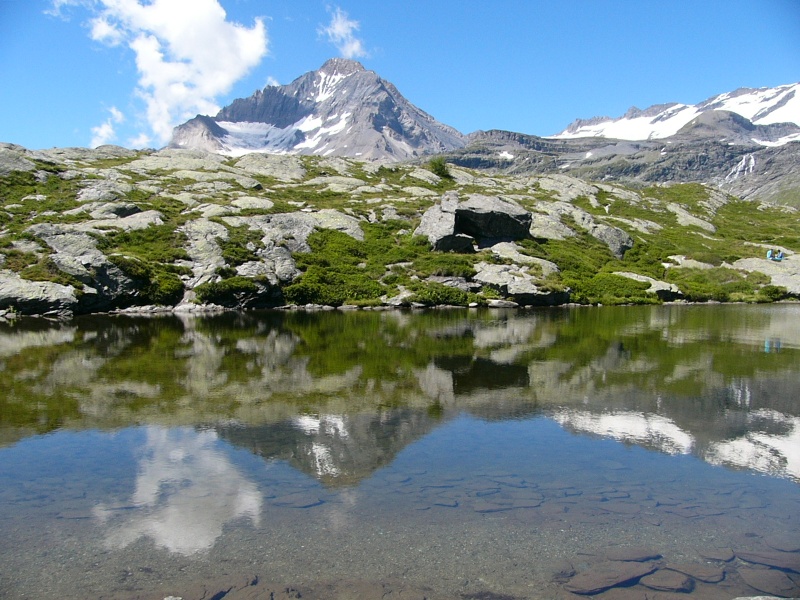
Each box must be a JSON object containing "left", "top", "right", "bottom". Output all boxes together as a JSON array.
[
  {"left": 667, "top": 202, "right": 716, "bottom": 232},
  {"left": 179, "top": 218, "right": 229, "bottom": 287},
  {"left": 234, "top": 153, "right": 306, "bottom": 181},
  {"left": 529, "top": 211, "right": 576, "bottom": 240},
  {"left": 231, "top": 197, "right": 274, "bottom": 211},
  {"left": 536, "top": 201, "right": 633, "bottom": 258},
  {"left": 77, "top": 179, "right": 135, "bottom": 203},
  {"left": 538, "top": 174, "right": 599, "bottom": 202}
]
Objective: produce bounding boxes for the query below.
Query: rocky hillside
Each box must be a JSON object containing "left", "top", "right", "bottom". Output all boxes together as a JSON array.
[
  {"left": 169, "top": 58, "right": 465, "bottom": 161},
  {"left": 1, "top": 142, "right": 799, "bottom": 318},
  {"left": 452, "top": 122, "right": 800, "bottom": 206}
]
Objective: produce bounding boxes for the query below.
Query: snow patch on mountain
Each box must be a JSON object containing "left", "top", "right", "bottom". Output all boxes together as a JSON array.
[{"left": 553, "top": 83, "right": 800, "bottom": 145}]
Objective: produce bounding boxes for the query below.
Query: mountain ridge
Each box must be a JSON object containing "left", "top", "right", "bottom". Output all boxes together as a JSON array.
[{"left": 553, "top": 83, "right": 800, "bottom": 143}]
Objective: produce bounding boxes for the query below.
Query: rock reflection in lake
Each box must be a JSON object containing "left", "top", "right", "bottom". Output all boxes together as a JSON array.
[{"left": 0, "top": 305, "right": 799, "bottom": 599}]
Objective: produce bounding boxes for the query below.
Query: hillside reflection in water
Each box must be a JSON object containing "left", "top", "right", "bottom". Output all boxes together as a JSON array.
[{"left": 0, "top": 305, "right": 799, "bottom": 599}]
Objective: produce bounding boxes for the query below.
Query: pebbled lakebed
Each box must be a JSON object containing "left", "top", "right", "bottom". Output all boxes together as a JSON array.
[{"left": 0, "top": 304, "right": 799, "bottom": 599}]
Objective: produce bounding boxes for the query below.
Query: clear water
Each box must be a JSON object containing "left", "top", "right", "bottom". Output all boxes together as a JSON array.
[{"left": 0, "top": 305, "right": 798, "bottom": 599}]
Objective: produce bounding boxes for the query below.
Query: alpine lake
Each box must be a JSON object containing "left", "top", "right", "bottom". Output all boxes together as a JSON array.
[{"left": 1, "top": 304, "right": 799, "bottom": 600}]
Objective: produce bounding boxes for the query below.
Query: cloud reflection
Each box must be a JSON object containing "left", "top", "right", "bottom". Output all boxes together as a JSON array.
[
  {"left": 553, "top": 409, "right": 695, "bottom": 455},
  {"left": 706, "top": 410, "right": 800, "bottom": 481},
  {"left": 94, "top": 426, "right": 261, "bottom": 555}
]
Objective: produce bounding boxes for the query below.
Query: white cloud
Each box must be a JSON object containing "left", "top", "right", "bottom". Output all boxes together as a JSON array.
[
  {"left": 129, "top": 131, "right": 152, "bottom": 148},
  {"left": 90, "top": 105, "right": 125, "bottom": 147},
  {"left": 44, "top": 0, "right": 87, "bottom": 18},
  {"left": 62, "top": 0, "right": 269, "bottom": 145},
  {"left": 265, "top": 76, "right": 280, "bottom": 87},
  {"left": 320, "top": 7, "right": 367, "bottom": 59}
]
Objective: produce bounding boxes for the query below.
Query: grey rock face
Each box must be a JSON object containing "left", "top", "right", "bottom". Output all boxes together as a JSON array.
[
  {"left": 169, "top": 58, "right": 466, "bottom": 161},
  {"left": 489, "top": 242, "right": 560, "bottom": 276},
  {"left": 529, "top": 211, "right": 576, "bottom": 240},
  {"left": 734, "top": 255, "right": 800, "bottom": 294},
  {"left": 473, "top": 262, "right": 568, "bottom": 306},
  {"left": 414, "top": 192, "right": 475, "bottom": 252},
  {"left": 455, "top": 194, "right": 532, "bottom": 241},
  {"left": 0, "top": 143, "right": 36, "bottom": 175},
  {"left": 0, "top": 270, "right": 78, "bottom": 315},
  {"left": 590, "top": 223, "right": 634, "bottom": 259},
  {"left": 179, "top": 218, "right": 229, "bottom": 287},
  {"left": 534, "top": 201, "right": 633, "bottom": 258},
  {"left": 24, "top": 224, "right": 139, "bottom": 311}
]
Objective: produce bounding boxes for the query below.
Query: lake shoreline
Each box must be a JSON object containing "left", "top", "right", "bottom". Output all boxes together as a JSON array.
[{"left": 2, "top": 297, "right": 799, "bottom": 323}]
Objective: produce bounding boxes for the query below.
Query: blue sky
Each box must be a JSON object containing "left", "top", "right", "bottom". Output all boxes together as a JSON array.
[{"left": 1, "top": 0, "right": 798, "bottom": 149}]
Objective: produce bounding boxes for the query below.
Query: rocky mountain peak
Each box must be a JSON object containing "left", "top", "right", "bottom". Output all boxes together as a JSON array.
[
  {"left": 169, "top": 59, "right": 465, "bottom": 161},
  {"left": 319, "top": 57, "right": 366, "bottom": 76}
]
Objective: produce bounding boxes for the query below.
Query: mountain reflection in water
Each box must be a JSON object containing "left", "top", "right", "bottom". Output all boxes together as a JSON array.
[{"left": 1, "top": 304, "right": 799, "bottom": 484}]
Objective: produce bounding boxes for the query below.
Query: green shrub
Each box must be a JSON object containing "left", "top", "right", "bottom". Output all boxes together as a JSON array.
[
  {"left": 283, "top": 268, "right": 384, "bottom": 306},
  {"left": 412, "top": 253, "right": 477, "bottom": 278},
  {"left": 408, "top": 282, "right": 471, "bottom": 306},
  {"left": 97, "top": 224, "right": 189, "bottom": 263},
  {"left": 195, "top": 276, "right": 258, "bottom": 305},
  {"left": 216, "top": 224, "right": 264, "bottom": 266},
  {"left": 19, "top": 257, "right": 84, "bottom": 289},
  {"left": 149, "top": 272, "right": 185, "bottom": 305},
  {"left": 758, "top": 285, "right": 789, "bottom": 302},
  {"left": 665, "top": 267, "right": 758, "bottom": 302},
  {"left": 427, "top": 156, "right": 451, "bottom": 179},
  {"left": 570, "top": 273, "right": 654, "bottom": 305},
  {"left": 108, "top": 255, "right": 185, "bottom": 305},
  {"left": 1, "top": 249, "right": 38, "bottom": 272}
]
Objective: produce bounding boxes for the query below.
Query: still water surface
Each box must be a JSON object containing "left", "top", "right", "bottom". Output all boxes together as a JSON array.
[{"left": 0, "top": 305, "right": 799, "bottom": 599}]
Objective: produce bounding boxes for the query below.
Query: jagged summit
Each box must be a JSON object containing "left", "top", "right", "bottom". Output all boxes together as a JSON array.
[{"left": 169, "top": 59, "right": 465, "bottom": 161}]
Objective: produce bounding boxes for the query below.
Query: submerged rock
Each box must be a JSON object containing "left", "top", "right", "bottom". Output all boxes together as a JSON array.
[
  {"left": 564, "top": 561, "right": 657, "bottom": 595},
  {"left": 738, "top": 567, "right": 800, "bottom": 597},
  {"left": 641, "top": 569, "right": 694, "bottom": 592}
]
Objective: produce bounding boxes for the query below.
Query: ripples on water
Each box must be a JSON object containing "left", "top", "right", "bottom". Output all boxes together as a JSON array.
[{"left": 0, "top": 305, "right": 798, "bottom": 599}]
